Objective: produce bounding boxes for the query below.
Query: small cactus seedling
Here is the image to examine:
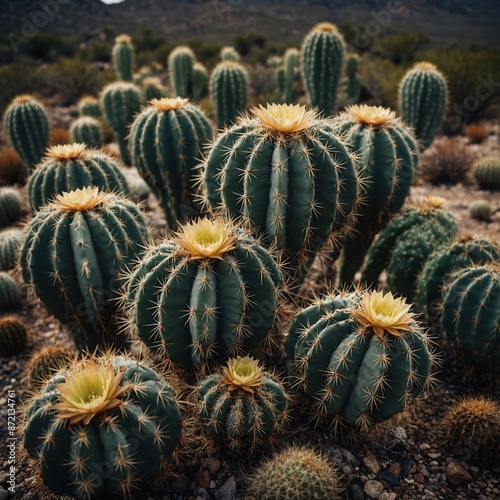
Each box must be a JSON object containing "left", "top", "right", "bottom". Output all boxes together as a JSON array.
[
  {"left": 473, "top": 157, "right": 500, "bottom": 190},
  {"left": 27, "top": 345, "right": 74, "bottom": 389},
  {"left": 0, "top": 228, "right": 23, "bottom": 271},
  {"left": 70, "top": 117, "right": 103, "bottom": 149},
  {"left": 287, "top": 289, "right": 434, "bottom": 431},
  {"left": 469, "top": 200, "right": 492, "bottom": 221},
  {"left": 198, "top": 356, "right": 288, "bottom": 452},
  {"left": 77, "top": 96, "right": 101, "bottom": 118},
  {"left": 246, "top": 444, "right": 340, "bottom": 499},
  {"left": 0, "top": 272, "right": 20, "bottom": 311},
  {"left": 0, "top": 316, "right": 27, "bottom": 356},
  {"left": 445, "top": 396, "right": 500, "bottom": 464},
  {"left": 22, "top": 354, "right": 182, "bottom": 498},
  {"left": 126, "top": 217, "right": 281, "bottom": 371},
  {"left": 112, "top": 34, "right": 135, "bottom": 81},
  {"left": 0, "top": 187, "right": 22, "bottom": 227},
  {"left": 168, "top": 45, "right": 195, "bottom": 98},
  {"left": 3, "top": 94, "right": 50, "bottom": 171}
]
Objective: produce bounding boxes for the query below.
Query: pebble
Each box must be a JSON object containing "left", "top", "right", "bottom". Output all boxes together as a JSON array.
[
  {"left": 215, "top": 475, "right": 236, "bottom": 500},
  {"left": 401, "top": 459, "right": 415, "bottom": 477},
  {"left": 193, "top": 488, "right": 210, "bottom": 500},
  {"left": 349, "top": 483, "right": 365, "bottom": 500},
  {"left": 389, "top": 463, "right": 401, "bottom": 478},
  {"left": 195, "top": 469, "right": 211, "bottom": 490},
  {"left": 363, "top": 452, "right": 380, "bottom": 475},
  {"left": 172, "top": 475, "right": 190, "bottom": 495},
  {"left": 379, "top": 493, "right": 397, "bottom": 500},
  {"left": 381, "top": 470, "right": 399, "bottom": 487},
  {"left": 446, "top": 462, "right": 472, "bottom": 486},
  {"left": 363, "top": 480, "right": 384, "bottom": 499}
]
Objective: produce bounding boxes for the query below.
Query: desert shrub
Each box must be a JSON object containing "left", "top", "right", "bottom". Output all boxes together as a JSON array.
[
  {"left": 0, "top": 149, "right": 28, "bottom": 185},
  {"left": 23, "top": 33, "right": 77, "bottom": 61},
  {"left": 375, "top": 30, "right": 430, "bottom": 65},
  {"left": 85, "top": 40, "right": 112, "bottom": 63},
  {"left": 420, "top": 137, "right": 474, "bottom": 184},
  {"left": 154, "top": 43, "right": 172, "bottom": 66},
  {"left": 465, "top": 123, "right": 489, "bottom": 143},
  {"left": 249, "top": 64, "right": 277, "bottom": 103}
]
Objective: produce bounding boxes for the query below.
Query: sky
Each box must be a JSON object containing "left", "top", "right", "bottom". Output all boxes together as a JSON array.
[{"left": 101, "top": 0, "right": 124, "bottom": 4}]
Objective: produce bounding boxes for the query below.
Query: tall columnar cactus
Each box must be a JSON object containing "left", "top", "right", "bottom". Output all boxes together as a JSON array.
[
  {"left": 275, "top": 66, "right": 285, "bottom": 97},
  {"left": 333, "top": 105, "right": 420, "bottom": 285},
  {"left": 220, "top": 46, "right": 241, "bottom": 62},
  {"left": 27, "top": 144, "right": 130, "bottom": 213},
  {"left": 112, "top": 34, "right": 134, "bottom": 82},
  {"left": 20, "top": 187, "right": 149, "bottom": 352},
  {"left": 399, "top": 62, "right": 447, "bottom": 150},
  {"left": 442, "top": 265, "right": 500, "bottom": 371},
  {"left": 203, "top": 103, "right": 359, "bottom": 287},
  {"left": 77, "top": 96, "right": 101, "bottom": 118},
  {"left": 345, "top": 54, "right": 362, "bottom": 103},
  {"left": 70, "top": 117, "right": 103, "bottom": 149},
  {"left": 129, "top": 97, "right": 212, "bottom": 229},
  {"left": 0, "top": 229, "right": 23, "bottom": 271},
  {"left": 168, "top": 46, "right": 195, "bottom": 98},
  {"left": 283, "top": 48, "right": 299, "bottom": 103},
  {"left": 0, "top": 272, "right": 20, "bottom": 311},
  {"left": 126, "top": 217, "right": 281, "bottom": 371},
  {"left": 0, "top": 316, "right": 27, "bottom": 356},
  {"left": 101, "top": 82, "right": 142, "bottom": 165},
  {"left": 23, "top": 354, "right": 182, "bottom": 498},
  {"left": 3, "top": 95, "right": 50, "bottom": 170},
  {"left": 287, "top": 289, "right": 434, "bottom": 431},
  {"left": 473, "top": 157, "right": 500, "bottom": 190},
  {"left": 198, "top": 356, "right": 288, "bottom": 452},
  {"left": 0, "top": 187, "right": 22, "bottom": 227},
  {"left": 361, "top": 196, "right": 458, "bottom": 300},
  {"left": 193, "top": 62, "right": 208, "bottom": 100},
  {"left": 142, "top": 77, "right": 167, "bottom": 101},
  {"left": 417, "top": 234, "right": 500, "bottom": 329},
  {"left": 210, "top": 61, "right": 249, "bottom": 128},
  {"left": 301, "top": 22, "right": 346, "bottom": 116}
]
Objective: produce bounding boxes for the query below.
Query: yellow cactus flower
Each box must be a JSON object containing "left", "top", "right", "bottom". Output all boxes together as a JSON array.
[
  {"left": 150, "top": 97, "right": 189, "bottom": 111},
  {"left": 46, "top": 143, "right": 87, "bottom": 160},
  {"left": 53, "top": 186, "right": 109, "bottom": 211},
  {"left": 252, "top": 103, "right": 317, "bottom": 133},
  {"left": 222, "top": 356, "right": 264, "bottom": 394},
  {"left": 347, "top": 104, "right": 397, "bottom": 126}
]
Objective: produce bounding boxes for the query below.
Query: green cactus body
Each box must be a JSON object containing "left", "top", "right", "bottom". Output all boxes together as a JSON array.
[
  {"left": 333, "top": 105, "right": 420, "bottom": 285},
  {"left": 220, "top": 46, "right": 241, "bottom": 62},
  {"left": 300, "top": 23, "right": 346, "bottom": 116},
  {"left": 126, "top": 218, "right": 281, "bottom": 371},
  {"left": 198, "top": 356, "right": 287, "bottom": 451},
  {"left": 469, "top": 200, "right": 492, "bottom": 221},
  {"left": 417, "top": 235, "right": 500, "bottom": 329},
  {"left": 129, "top": 97, "right": 212, "bottom": 229},
  {"left": 27, "top": 144, "right": 130, "bottom": 213},
  {"left": 0, "top": 316, "right": 27, "bottom": 356},
  {"left": 20, "top": 188, "right": 149, "bottom": 352},
  {"left": 193, "top": 62, "right": 208, "bottom": 100},
  {"left": 0, "top": 229, "right": 23, "bottom": 271},
  {"left": 361, "top": 198, "right": 458, "bottom": 300},
  {"left": 399, "top": 62, "right": 447, "bottom": 150},
  {"left": 3, "top": 95, "right": 50, "bottom": 170},
  {"left": 70, "top": 117, "right": 103, "bottom": 149},
  {"left": 77, "top": 96, "right": 101, "bottom": 118},
  {"left": 287, "top": 290, "right": 432, "bottom": 429},
  {"left": 101, "top": 82, "right": 142, "bottom": 166},
  {"left": 345, "top": 54, "right": 362, "bottom": 103},
  {"left": 28, "top": 346, "right": 73, "bottom": 389},
  {"left": 442, "top": 265, "right": 500, "bottom": 371},
  {"left": 283, "top": 48, "right": 299, "bottom": 103},
  {"left": 143, "top": 77, "right": 167, "bottom": 102},
  {"left": 0, "top": 187, "right": 22, "bottom": 227},
  {"left": 129, "top": 177, "right": 150, "bottom": 202},
  {"left": 0, "top": 272, "right": 20, "bottom": 311},
  {"left": 275, "top": 66, "right": 285, "bottom": 97},
  {"left": 203, "top": 103, "right": 359, "bottom": 287},
  {"left": 23, "top": 355, "right": 182, "bottom": 498},
  {"left": 168, "top": 46, "right": 195, "bottom": 98},
  {"left": 112, "top": 34, "right": 134, "bottom": 81},
  {"left": 473, "top": 157, "right": 500, "bottom": 190},
  {"left": 210, "top": 61, "right": 249, "bottom": 128}
]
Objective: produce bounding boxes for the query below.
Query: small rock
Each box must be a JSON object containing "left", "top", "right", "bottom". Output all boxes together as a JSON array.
[
  {"left": 215, "top": 475, "right": 237, "bottom": 500},
  {"left": 328, "top": 444, "right": 359, "bottom": 467},
  {"left": 193, "top": 487, "right": 210, "bottom": 500},
  {"left": 401, "top": 459, "right": 415, "bottom": 477},
  {"left": 379, "top": 493, "right": 397, "bottom": 500},
  {"left": 363, "top": 452, "right": 380, "bottom": 475},
  {"left": 389, "top": 463, "right": 400, "bottom": 478},
  {"left": 196, "top": 469, "right": 211, "bottom": 490},
  {"left": 477, "top": 481, "right": 487, "bottom": 489},
  {"left": 349, "top": 483, "right": 365, "bottom": 500},
  {"left": 413, "top": 473, "right": 425, "bottom": 484},
  {"left": 172, "top": 475, "right": 190, "bottom": 495},
  {"left": 446, "top": 462, "right": 472, "bottom": 486},
  {"left": 364, "top": 480, "right": 384, "bottom": 499},
  {"left": 381, "top": 470, "right": 399, "bottom": 487},
  {"left": 419, "top": 443, "right": 431, "bottom": 452},
  {"left": 203, "top": 458, "right": 221, "bottom": 476},
  {"left": 428, "top": 452, "right": 441, "bottom": 459}
]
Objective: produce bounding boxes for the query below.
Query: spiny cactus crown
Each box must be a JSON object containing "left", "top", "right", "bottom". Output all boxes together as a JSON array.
[
  {"left": 45, "top": 143, "right": 87, "bottom": 160},
  {"left": 150, "top": 96, "right": 189, "bottom": 111}
]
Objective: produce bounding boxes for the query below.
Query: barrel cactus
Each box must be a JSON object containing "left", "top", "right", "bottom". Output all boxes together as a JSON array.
[
  {"left": 20, "top": 187, "right": 149, "bottom": 352},
  {"left": 361, "top": 196, "right": 458, "bottom": 300},
  {"left": 198, "top": 356, "right": 288, "bottom": 452},
  {"left": 101, "top": 82, "right": 142, "bottom": 165},
  {"left": 442, "top": 264, "right": 500, "bottom": 371},
  {"left": 0, "top": 316, "right": 27, "bottom": 356},
  {"left": 333, "top": 105, "right": 420, "bottom": 285},
  {"left": 3, "top": 94, "right": 50, "bottom": 171},
  {"left": 0, "top": 272, "right": 20, "bottom": 311},
  {"left": 168, "top": 45, "right": 195, "bottom": 98},
  {"left": 473, "top": 157, "right": 500, "bottom": 190},
  {"left": 210, "top": 61, "right": 249, "bottom": 128},
  {"left": 283, "top": 48, "right": 299, "bottom": 103},
  {"left": 399, "top": 62, "right": 447, "bottom": 150},
  {"left": 23, "top": 354, "right": 182, "bottom": 498},
  {"left": 126, "top": 217, "right": 281, "bottom": 371},
  {"left": 301, "top": 22, "right": 346, "bottom": 116},
  {"left": 0, "top": 187, "right": 22, "bottom": 227},
  {"left": 70, "top": 117, "right": 103, "bottom": 149},
  {"left": 220, "top": 46, "right": 241, "bottom": 62},
  {"left": 193, "top": 62, "right": 208, "bottom": 100},
  {"left": 469, "top": 200, "right": 492, "bottom": 221},
  {"left": 203, "top": 103, "right": 359, "bottom": 287},
  {"left": 27, "top": 144, "right": 130, "bottom": 212},
  {"left": 129, "top": 97, "right": 212, "bottom": 229},
  {"left": 143, "top": 77, "right": 167, "bottom": 101},
  {"left": 0, "top": 228, "right": 23, "bottom": 270},
  {"left": 77, "top": 96, "right": 101, "bottom": 118},
  {"left": 112, "top": 34, "right": 134, "bottom": 81},
  {"left": 28, "top": 345, "right": 74, "bottom": 389},
  {"left": 287, "top": 289, "right": 434, "bottom": 431}
]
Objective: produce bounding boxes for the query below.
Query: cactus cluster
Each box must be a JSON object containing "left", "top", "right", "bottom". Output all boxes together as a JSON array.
[
  {"left": 70, "top": 116, "right": 103, "bottom": 148},
  {"left": 0, "top": 229, "right": 23, "bottom": 271},
  {"left": 0, "top": 316, "right": 27, "bottom": 356},
  {"left": 473, "top": 157, "right": 500, "bottom": 190}
]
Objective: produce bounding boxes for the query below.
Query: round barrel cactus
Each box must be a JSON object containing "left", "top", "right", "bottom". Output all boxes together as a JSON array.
[
  {"left": 77, "top": 96, "right": 101, "bottom": 118},
  {"left": 70, "top": 117, "right": 103, "bottom": 149},
  {"left": 0, "top": 187, "right": 22, "bottom": 228},
  {"left": 0, "top": 316, "right": 27, "bottom": 356},
  {"left": 0, "top": 229, "right": 23, "bottom": 270},
  {"left": 469, "top": 200, "right": 492, "bottom": 221},
  {"left": 28, "top": 345, "right": 74, "bottom": 389},
  {"left": 112, "top": 34, "right": 134, "bottom": 81},
  {"left": 142, "top": 77, "right": 167, "bottom": 101},
  {"left": 473, "top": 157, "right": 500, "bottom": 190},
  {"left": 220, "top": 46, "right": 241, "bottom": 62},
  {"left": 287, "top": 289, "right": 433, "bottom": 431},
  {"left": 0, "top": 271, "right": 20, "bottom": 311},
  {"left": 126, "top": 217, "right": 281, "bottom": 371},
  {"left": 20, "top": 187, "right": 150, "bottom": 352},
  {"left": 23, "top": 354, "right": 182, "bottom": 498},
  {"left": 130, "top": 97, "right": 212, "bottom": 229},
  {"left": 198, "top": 356, "right": 288, "bottom": 452},
  {"left": 203, "top": 103, "right": 359, "bottom": 287},
  {"left": 27, "top": 144, "right": 130, "bottom": 212}
]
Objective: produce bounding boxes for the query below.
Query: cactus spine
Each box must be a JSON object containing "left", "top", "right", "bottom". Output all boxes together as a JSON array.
[
  {"left": 129, "top": 97, "right": 212, "bottom": 229},
  {"left": 0, "top": 316, "right": 27, "bottom": 356},
  {"left": 20, "top": 187, "right": 149, "bottom": 352},
  {"left": 0, "top": 229, "right": 23, "bottom": 271},
  {"left": 101, "top": 82, "right": 142, "bottom": 166},
  {"left": 77, "top": 96, "right": 101, "bottom": 118},
  {"left": 345, "top": 54, "right": 362, "bottom": 103},
  {"left": 473, "top": 157, "right": 500, "bottom": 190},
  {"left": 126, "top": 217, "right": 281, "bottom": 371},
  {"left": 399, "top": 62, "right": 447, "bottom": 150},
  {"left": 23, "top": 354, "right": 182, "bottom": 498},
  {"left": 27, "top": 144, "right": 130, "bottom": 212},
  {"left": 287, "top": 289, "right": 433, "bottom": 430},
  {"left": 203, "top": 103, "right": 359, "bottom": 287},
  {"left": 301, "top": 22, "right": 346, "bottom": 116},
  {"left": 193, "top": 62, "right": 208, "bottom": 100},
  {"left": 0, "top": 272, "right": 20, "bottom": 311},
  {"left": 3, "top": 95, "right": 50, "bottom": 171},
  {"left": 283, "top": 48, "right": 299, "bottom": 103},
  {"left": 333, "top": 105, "right": 420, "bottom": 285},
  {"left": 70, "top": 117, "right": 103, "bottom": 149},
  {"left": 0, "top": 187, "right": 22, "bottom": 227},
  {"left": 112, "top": 34, "right": 134, "bottom": 81},
  {"left": 168, "top": 46, "right": 195, "bottom": 98},
  {"left": 210, "top": 61, "right": 249, "bottom": 128},
  {"left": 198, "top": 356, "right": 288, "bottom": 451}
]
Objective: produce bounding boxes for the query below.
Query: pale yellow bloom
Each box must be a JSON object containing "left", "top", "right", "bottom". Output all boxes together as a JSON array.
[
  {"left": 222, "top": 356, "right": 264, "bottom": 394},
  {"left": 252, "top": 103, "right": 316, "bottom": 133},
  {"left": 150, "top": 97, "right": 189, "bottom": 111},
  {"left": 115, "top": 34, "right": 132, "bottom": 44},
  {"left": 53, "top": 186, "right": 109, "bottom": 211},
  {"left": 347, "top": 104, "right": 397, "bottom": 126},
  {"left": 46, "top": 143, "right": 87, "bottom": 160}
]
